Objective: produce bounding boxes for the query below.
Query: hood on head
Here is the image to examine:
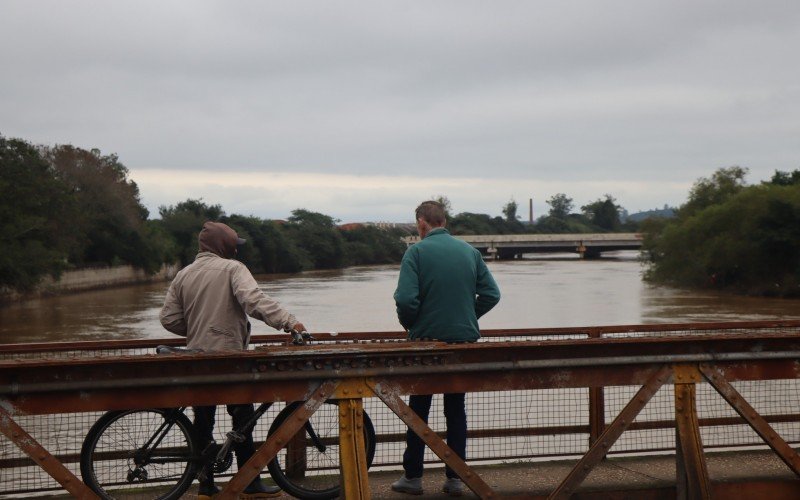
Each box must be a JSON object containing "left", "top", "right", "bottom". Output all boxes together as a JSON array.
[{"left": 198, "top": 222, "right": 245, "bottom": 259}]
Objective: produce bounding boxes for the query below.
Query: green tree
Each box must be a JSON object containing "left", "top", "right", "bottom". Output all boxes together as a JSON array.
[
  {"left": 341, "top": 226, "right": 406, "bottom": 266},
  {"left": 546, "top": 193, "right": 573, "bottom": 219},
  {"left": 768, "top": 169, "right": 800, "bottom": 186},
  {"left": 43, "top": 144, "right": 162, "bottom": 270},
  {"left": 223, "top": 214, "right": 305, "bottom": 274},
  {"left": 449, "top": 213, "right": 496, "bottom": 235},
  {"left": 286, "top": 209, "right": 344, "bottom": 269},
  {"left": 679, "top": 166, "right": 748, "bottom": 218},
  {"left": 533, "top": 214, "right": 594, "bottom": 234},
  {"left": 643, "top": 182, "right": 800, "bottom": 296},
  {"left": 0, "top": 136, "right": 75, "bottom": 289},
  {"left": 581, "top": 195, "right": 622, "bottom": 231},
  {"left": 288, "top": 209, "right": 338, "bottom": 228},
  {"left": 140, "top": 220, "right": 180, "bottom": 270},
  {"left": 159, "top": 199, "right": 224, "bottom": 266},
  {"left": 502, "top": 199, "right": 519, "bottom": 222}
]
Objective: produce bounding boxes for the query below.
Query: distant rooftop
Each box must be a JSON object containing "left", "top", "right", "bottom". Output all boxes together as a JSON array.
[{"left": 338, "top": 221, "right": 416, "bottom": 233}]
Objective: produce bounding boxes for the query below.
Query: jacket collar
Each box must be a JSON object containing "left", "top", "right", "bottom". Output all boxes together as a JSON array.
[
  {"left": 195, "top": 251, "right": 225, "bottom": 260},
  {"left": 423, "top": 227, "right": 449, "bottom": 239}
]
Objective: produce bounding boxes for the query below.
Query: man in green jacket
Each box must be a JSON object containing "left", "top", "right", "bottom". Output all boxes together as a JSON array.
[{"left": 392, "top": 200, "right": 501, "bottom": 497}]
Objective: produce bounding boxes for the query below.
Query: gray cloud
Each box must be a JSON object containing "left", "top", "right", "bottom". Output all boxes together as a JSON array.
[{"left": 2, "top": 0, "right": 799, "bottom": 217}]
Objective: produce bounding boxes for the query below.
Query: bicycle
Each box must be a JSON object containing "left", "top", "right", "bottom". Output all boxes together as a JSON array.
[{"left": 79, "top": 334, "right": 377, "bottom": 500}]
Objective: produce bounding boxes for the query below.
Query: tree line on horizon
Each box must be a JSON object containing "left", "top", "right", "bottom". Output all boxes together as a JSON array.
[
  {"left": 10, "top": 133, "right": 797, "bottom": 297},
  {"left": 1, "top": 134, "right": 656, "bottom": 292},
  {"left": 0, "top": 135, "right": 408, "bottom": 290},
  {"left": 442, "top": 192, "right": 643, "bottom": 237}
]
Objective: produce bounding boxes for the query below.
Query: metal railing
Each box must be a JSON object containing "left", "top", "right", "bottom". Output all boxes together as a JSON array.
[{"left": 1, "top": 320, "right": 799, "bottom": 498}]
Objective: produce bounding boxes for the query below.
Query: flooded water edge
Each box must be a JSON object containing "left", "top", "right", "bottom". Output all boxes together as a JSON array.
[{"left": 1, "top": 251, "right": 799, "bottom": 345}]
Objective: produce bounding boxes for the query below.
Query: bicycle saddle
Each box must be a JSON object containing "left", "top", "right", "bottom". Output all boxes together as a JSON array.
[{"left": 155, "top": 345, "right": 203, "bottom": 355}]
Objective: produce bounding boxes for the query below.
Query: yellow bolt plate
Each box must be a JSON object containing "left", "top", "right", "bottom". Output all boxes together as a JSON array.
[
  {"left": 672, "top": 364, "right": 702, "bottom": 383},
  {"left": 332, "top": 378, "right": 375, "bottom": 399}
]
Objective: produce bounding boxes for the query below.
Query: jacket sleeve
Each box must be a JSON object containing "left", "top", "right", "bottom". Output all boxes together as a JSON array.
[
  {"left": 159, "top": 281, "right": 187, "bottom": 336},
  {"left": 474, "top": 254, "right": 501, "bottom": 319},
  {"left": 231, "top": 263, "right": 297, "bottom": 331},
  {"left": 393, "top": 248, "right": 421, "bottom": 330}
]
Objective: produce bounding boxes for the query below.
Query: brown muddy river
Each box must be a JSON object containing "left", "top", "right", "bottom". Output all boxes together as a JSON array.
[
  {"left": 2, "top": 251, "right": 798, "bottom": 344},
  {"left": 1, "top": 251, "right": 799, "bottom": 496}
]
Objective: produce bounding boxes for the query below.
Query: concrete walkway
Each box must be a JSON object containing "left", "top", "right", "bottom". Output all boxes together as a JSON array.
[{"left": 185, "top": 449, "right": 800, "bottom": 499}]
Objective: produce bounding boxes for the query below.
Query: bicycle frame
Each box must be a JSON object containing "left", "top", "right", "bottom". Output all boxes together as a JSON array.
[{"left": 135, "top": 407, "right": 199, "bottom": 466}]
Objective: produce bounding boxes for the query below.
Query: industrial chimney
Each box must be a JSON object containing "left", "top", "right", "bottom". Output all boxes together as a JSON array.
[{"left": 529, "top": 198, "right": 533, "bottom": 224}]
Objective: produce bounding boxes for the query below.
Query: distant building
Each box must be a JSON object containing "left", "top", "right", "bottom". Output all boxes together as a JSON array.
[
  {"left": 337, "top": 221, "right": 417, "bottom": 234},
  {"left": 338, "top": 223, "right": 365, "bottom": 231}
]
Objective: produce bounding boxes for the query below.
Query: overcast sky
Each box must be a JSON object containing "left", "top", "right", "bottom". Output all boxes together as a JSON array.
[{"left": 2, "top": 1, "right": 799, "bottom": 222}]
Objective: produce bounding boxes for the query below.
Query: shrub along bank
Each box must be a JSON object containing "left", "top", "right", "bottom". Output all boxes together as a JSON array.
[{"left": 642, "top": 167, "right": 800, "bottom": 296}]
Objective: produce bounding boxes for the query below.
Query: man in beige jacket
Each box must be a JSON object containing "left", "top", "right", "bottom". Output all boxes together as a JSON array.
[{"left": 160, "top": 221, "right": 306, "bottom": 499}]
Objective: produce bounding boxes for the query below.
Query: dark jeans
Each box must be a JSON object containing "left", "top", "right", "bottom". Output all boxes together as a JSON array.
[
  {"left": 193, "top": 404, "right": 258, "bottom": 484},
  {"left": 403, "top": 393, "right": 467, "bottom": 479}
]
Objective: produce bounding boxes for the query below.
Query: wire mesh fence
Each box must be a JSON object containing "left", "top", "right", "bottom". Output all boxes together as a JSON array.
[{"left": 1, "top": 323, "right": 799, "bottom": 496}]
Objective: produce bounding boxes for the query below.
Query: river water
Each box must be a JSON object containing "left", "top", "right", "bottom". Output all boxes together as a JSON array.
[
  {"left": 2, "top": 251, "right": 799, "bottom": 495},
  {"left": 2, "top": 251, "right": 798, "bottom": 344}
]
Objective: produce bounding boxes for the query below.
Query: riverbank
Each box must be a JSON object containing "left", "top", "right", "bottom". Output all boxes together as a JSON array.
[{"left": 0, "top": 263, "right": 178, "bottom": 304}]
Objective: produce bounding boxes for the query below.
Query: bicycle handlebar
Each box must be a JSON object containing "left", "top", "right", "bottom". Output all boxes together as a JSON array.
[{"left": 289, "top": 330, "right": 313, "bottom": 345}]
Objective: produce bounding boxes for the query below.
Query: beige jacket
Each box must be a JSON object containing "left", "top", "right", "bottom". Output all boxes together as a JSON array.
[{"left": 160, "top": 252, "right": 297, "bottom": 351}]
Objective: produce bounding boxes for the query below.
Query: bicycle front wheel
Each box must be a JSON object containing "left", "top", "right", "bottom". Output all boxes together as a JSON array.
[
  {"left": 80, "top": 408, "right": 199, "bottom": 500},
  {"left": 267, "top": 400, "right": 376, "bottom": 500}
]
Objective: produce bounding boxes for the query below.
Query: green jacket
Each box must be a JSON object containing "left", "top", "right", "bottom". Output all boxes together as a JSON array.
[{"left": 394, "top": 228, "right": 501, "bottom": 341}]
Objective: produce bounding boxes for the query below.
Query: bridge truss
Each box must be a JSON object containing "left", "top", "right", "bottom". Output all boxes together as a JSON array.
[{"left": 1, "top": 321, "right": 800, "bottom": 498}]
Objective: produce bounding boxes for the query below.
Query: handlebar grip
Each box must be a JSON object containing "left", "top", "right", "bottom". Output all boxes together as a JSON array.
[{"left": 290, "top": 330, "right": 313, "bottom": 345}]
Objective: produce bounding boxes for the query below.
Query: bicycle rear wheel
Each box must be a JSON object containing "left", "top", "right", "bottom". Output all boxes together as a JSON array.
[
  {"left": 267, "top": 400, "right": 376, "bottom": 500},
  {"left": 80, "top": 408, "right": 199, "bottom": 500}
]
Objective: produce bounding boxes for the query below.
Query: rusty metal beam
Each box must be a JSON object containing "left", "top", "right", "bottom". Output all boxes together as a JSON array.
[
  {"left": 588, "top": 387, "right": 605, "bottom": 447},
  {"left": 0, "top": 362, "right": 792, "bottom": 417},
  {"left": 549, "top": 365, "right": 672, "bottom": 500},
  {"left": 370, "top": 379, "right": 496, "bottom": 499},
  {"left": 0, "top": 404, "right": 98, "bottom": 499},
  {"left": 0, "top": 322, "right": 799, "bottom": 498},
  {"left": 587, "top": 330, "right": 606, "bottom": 447},
  {"left": 339, "top": 398, "right": 371, "bottom": 499},
  {"left": 1, "top": 332, "right": 799, "bottom": 416},
  {"left": 5, "top": 330, "right": 800, "bottom": 375},
  {"left": 3, "top": 351, "right": 797, "bottom": 400},
  {"left": 2, "top": 319, "right": 799, "bottom": 355},
  {"left": 674, "top": 365, "right": 711, "bottom": 500},
  {"left": 217, "top": 379, "right": 339, "bottom": 499},
  {"left": 700, "top": 363, "right": 800, "bottom": 477}
]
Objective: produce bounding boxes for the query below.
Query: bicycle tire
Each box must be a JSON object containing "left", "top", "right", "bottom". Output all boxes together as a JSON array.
[
  {"left": 267, "top": 400, "right": 376, "bottom": 500},
  {"left": 80, "top": 408, "right": 199, "bottom": 500}
]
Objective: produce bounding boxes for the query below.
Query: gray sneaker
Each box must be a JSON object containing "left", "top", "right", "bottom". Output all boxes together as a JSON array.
[
  {"left": 442, "top": 477, "right": 464, "bottom": 497},
  {"left": 391, "top": 475, "right": 423, "bottom": 495}
]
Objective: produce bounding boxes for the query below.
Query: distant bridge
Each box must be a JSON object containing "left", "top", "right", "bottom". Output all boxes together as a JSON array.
[{"left": 402, "top": 233, "right": 643, "bottom": 259}]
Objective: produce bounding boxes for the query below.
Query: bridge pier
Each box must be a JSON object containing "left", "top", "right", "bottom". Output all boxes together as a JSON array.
[
  {"left": 578, "top": 246, "right": 602, "bottom": 259},
  {"left": 496, "top": 248, "right": 521, "bottom": 260}
]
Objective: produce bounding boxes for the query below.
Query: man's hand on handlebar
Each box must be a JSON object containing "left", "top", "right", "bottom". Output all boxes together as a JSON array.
[{"left": 285, "top": 322, "right": 313, "bottom": 345}]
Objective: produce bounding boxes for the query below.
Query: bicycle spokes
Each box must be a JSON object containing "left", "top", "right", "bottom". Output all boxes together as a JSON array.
[
  {"left": 81, "top": 408, "right": 199, "bottom": 500},
  {"left": 305, "top": 421, "right": 327, "bottom": 453}
]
